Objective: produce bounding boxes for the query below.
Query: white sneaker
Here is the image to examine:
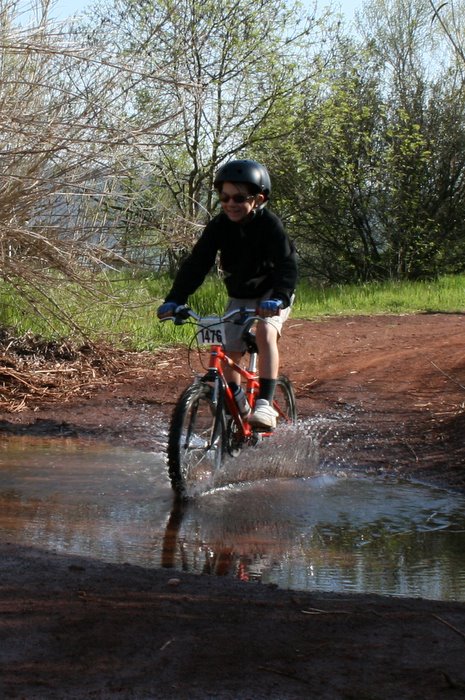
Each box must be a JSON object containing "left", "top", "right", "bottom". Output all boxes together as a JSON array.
[{"left": 248, "top": 399, "right": 278, "bottom": 430}]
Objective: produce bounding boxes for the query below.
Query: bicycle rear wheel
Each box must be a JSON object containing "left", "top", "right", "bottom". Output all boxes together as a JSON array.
[
  {"left": 272, "top": 375, "right": 297, "bottom": 425},
  {"left": 167, "top": 382, "right": 225, "bottom": 498}
]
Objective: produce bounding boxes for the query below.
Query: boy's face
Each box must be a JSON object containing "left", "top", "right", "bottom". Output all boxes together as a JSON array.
[{"left": 219, "top": 182, "right": 264, "bottom": 224}]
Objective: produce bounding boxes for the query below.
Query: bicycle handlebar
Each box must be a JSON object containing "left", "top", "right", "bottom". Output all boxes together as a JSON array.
[{"left": 160, "top": 305, "right": 258, "bottom": 326}]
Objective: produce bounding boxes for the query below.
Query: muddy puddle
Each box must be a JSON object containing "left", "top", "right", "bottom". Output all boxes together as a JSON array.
[{"left": 1, "top": 433, "right": 465, "bottom": 601}]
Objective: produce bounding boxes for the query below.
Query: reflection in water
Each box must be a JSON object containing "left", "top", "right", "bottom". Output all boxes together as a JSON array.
[
  {"left": 1, "top": 435, "right": 465, "bottom": 600},
  {"left": 160, "top": 477, "right": 465, "bottom": 600}
]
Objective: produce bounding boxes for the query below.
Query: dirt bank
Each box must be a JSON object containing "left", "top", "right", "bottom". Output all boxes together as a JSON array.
[{"left": 1, "top": 313, "right": 465, "bottom": 698}]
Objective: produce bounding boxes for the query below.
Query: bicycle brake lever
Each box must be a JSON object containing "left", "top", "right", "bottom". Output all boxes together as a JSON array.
[
  {"left": 236, "top": 306, "right": 250, "bottom": 325},
  {"left": 174, "top": 305, "right": 190, "bottom": 324}
]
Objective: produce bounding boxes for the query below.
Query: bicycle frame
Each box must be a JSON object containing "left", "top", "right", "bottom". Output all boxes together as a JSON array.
[{"left": 203, "top": 340, "right": 263, "bottom": 440}]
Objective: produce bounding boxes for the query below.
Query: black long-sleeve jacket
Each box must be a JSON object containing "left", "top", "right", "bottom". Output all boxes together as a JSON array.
[{"left": 165, "top": 208, "right": 297, "bottom": 308}]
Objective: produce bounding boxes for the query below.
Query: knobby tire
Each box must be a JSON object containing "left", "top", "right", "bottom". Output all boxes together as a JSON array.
[
  {"left": 273, "top": 375, "right": 297, "bottom": 424},
  {"left": 167, "top": 382, "right": 225, "bottom": 499}
]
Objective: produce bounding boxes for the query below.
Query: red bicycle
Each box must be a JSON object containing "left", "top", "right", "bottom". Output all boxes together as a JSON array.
[{"left": 162, "top": 305, "right": 297, "bottom": 499}]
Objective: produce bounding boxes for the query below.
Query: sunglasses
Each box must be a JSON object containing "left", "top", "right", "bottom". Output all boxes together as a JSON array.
[{"left": 218, "top": 193, "right": 255, "bottom": 204}]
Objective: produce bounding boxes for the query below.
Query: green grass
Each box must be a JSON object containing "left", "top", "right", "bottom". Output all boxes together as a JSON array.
[
  {"left": 0, "top": 273, "right": 229, "bottom": 351},
  {"left": 295, "top": 275, "right": 465, "bottom": 317},
  {"left": 0, "top": 273, "right": 464, "bottom": 351}
]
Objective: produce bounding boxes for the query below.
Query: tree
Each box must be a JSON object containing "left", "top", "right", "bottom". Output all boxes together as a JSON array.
[
  {"left": 261, "top": 0, "right": 465, "bottom": 283},
  {"left": 255, "top": 36, "right": 388, "bottom": 283},
  {"left": 361, "top": 0, "right": 465, "bottom": 278},
  {"left": 0, "top": 0, "right": 181, "bottom": 330},
  {"left": 86, "top": 0, "right": 323, "bottom": 267}
]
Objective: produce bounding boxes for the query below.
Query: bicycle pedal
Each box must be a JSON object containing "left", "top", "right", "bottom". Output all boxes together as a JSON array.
[{"left": 253, "top": 429, "right": 274, "bottom": 437}]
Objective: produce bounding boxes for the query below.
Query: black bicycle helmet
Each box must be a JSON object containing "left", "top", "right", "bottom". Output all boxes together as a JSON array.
[{"left": 214, "top": 159, "right": 271, "bottom": 200}]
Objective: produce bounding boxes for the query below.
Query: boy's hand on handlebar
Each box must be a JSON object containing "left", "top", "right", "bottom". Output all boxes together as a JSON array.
[
  {"left": 157, "top": 301, "right": 178, "bottom": 319},
  {"left": 257, "top": 299, "right": 283, "bottom": 317}
]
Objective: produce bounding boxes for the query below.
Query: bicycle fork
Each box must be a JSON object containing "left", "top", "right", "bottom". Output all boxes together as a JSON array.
[{"left": 200, "top": 350, "right": 228, "bottom": 456}]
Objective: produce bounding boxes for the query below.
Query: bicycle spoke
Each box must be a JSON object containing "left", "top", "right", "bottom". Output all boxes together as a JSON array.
[
  {"left": 272, "top": 375, "right": 297, "bottom": 425},
  {"left": 168, "top": 383, "right": 225, "bottom": 498}
]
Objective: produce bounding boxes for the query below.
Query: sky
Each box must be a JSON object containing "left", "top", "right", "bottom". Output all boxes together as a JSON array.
[{"left": 50, "top": 0, "right": 362, "bottom": 22}]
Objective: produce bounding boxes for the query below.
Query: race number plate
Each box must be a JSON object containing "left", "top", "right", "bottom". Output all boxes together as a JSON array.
[{"left": 197, "top": 320, "right": 224, "bottom": 345}]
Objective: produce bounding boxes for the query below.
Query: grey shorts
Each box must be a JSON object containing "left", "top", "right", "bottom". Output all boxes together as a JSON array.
[{"left": 223, "top": 294, "right": 293, "bottom": 353}]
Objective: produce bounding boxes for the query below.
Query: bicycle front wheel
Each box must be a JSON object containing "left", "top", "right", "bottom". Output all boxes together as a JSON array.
[
  {"left": 167, "top": 382, "right": 225, "bottom": 499},
  {"left": 273, "top": 375, "right": 297, "bottom": 425}
]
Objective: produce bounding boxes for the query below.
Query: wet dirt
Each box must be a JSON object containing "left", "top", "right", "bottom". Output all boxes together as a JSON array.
[{"left": 1, "top": 313, "right": 465, "bottom": 698}]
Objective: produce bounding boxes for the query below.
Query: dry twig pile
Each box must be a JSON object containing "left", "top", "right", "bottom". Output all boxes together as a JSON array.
[{"left": 0, "top": 329, "right": 121, "bottom": 412}]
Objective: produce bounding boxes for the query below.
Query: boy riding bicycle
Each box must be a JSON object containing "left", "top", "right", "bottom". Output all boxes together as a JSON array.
[{"left": 157, "top": 159, "right": 297, "bottom": 430}]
